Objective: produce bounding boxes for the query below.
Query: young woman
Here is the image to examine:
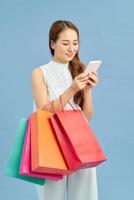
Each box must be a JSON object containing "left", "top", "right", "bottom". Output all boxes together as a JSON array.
[{"left": 32, "top": 20, "right": 99, "bottom": 200}]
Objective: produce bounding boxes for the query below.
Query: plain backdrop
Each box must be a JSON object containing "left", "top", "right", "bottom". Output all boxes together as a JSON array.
[{"left": 0, "top": 0, "right": 134, "bottom": 200}]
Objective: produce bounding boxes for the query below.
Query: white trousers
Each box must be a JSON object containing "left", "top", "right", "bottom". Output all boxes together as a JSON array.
[{"left": 36, "top": 167, "right": 98, "bottom": 200}]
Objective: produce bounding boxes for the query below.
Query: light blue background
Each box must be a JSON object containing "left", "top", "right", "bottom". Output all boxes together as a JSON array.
[{"left": 0, "top": 0, "right": 134, "bottom": 199}]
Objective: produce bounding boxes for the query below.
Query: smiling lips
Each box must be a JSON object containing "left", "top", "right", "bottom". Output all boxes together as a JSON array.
[{"left": 66, "top": 53, "right": 73, "bottom": 57}]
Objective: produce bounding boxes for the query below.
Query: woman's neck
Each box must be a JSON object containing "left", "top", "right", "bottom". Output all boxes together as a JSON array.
[{"left": 52, "top": 57, "right": 69, "bottom": 64}]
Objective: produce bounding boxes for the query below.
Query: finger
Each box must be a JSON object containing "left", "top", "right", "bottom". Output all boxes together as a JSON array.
[
  {"left": 80, "top": 80, "right": 89, "bottom": 85},
  {"left": 91, "top": 71, "right": 98, "bottom": 75},
  {"left": 88, "top": 77, "right": 97, "bottom": 83},
  {"left": 77, "top": 73, "right": 89, "bottom": 79},
  {"left": 80, "top": 77, "right": 90, "bottom": 82},
  {"left": 76, "top": 77, "right": 89, "bottom": 82},
  {"left": 79, "top": 81, "right": 89, "bottom": 87},
  {"left": 88, "top": 73, "right": 97, "bottom": 79},
  {"left": 87, "top": 79, "right": 96, "bottom": 86},
  {"left": 88, "top": 74, "right": 98, "bottom": 82}
]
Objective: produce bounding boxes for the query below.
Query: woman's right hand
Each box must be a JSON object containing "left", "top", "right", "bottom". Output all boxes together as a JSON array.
[{"left": 70, "top": 72, "right": 89, "bottom": 94}]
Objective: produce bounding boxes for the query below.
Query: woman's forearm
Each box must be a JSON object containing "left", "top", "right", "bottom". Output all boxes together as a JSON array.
[
  {"left": 42, "top": 85, "right": 76, "bottom": 112},
  {"left": 82, "top": 89, "right": 93, "bottom": 121}
]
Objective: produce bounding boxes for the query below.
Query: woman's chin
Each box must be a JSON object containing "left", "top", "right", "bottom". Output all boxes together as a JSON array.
[{"left": 66, "top": 57, "right": 74, "bottom": 62}]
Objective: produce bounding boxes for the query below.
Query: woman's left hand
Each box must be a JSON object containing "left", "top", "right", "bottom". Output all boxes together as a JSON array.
[{"left": 84, "top": 71, "right": 99, "bottom": 91}]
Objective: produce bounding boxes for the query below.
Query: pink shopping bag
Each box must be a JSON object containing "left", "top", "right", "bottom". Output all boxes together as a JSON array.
[{"left": 19, "top": 116, "right": 63, "bottom": 181}]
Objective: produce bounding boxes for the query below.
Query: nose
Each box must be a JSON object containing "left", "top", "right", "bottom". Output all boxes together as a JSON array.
[{"left": 67, "top": 44, "right": 73, "bottom": 52}]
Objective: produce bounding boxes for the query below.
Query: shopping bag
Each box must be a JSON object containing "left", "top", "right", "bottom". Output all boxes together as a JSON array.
[
  {"left": 4, "top": 118, "right": 45, "bottom": 185},
  {"left": 19, "top": 117, "right": 63, "bottom": 181},
  {"left": 50, "top": 95, "right": 107, "bottom": 170},
  {"left": 30, "top": 109, "right": 71, "bottom": 175}
]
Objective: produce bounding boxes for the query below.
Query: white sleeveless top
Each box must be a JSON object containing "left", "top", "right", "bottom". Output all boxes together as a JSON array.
[{"left": 33, "top": 60, "right": 81, "bottom": 112}]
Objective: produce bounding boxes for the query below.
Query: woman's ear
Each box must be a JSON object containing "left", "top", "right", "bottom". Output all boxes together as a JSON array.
[{"left": 51, "top": 40, "right": 55, "bottom": 49}]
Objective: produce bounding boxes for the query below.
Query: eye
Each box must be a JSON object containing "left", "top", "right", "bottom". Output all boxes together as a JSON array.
[{"left": 62, "top": 43, "right": 79, "bottom": 46}]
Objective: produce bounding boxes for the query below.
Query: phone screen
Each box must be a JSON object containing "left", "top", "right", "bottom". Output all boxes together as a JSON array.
[{"left": 84, "top": 61, "right": 102, "bottom": 73}]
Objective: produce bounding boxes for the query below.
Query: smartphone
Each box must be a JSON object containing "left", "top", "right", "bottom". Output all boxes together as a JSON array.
[{"left": 84, "top": 60, "right": 102, "bottom": 73}]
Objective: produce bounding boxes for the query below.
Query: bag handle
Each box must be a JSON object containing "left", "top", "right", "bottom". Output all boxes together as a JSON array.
[
  {"left": 51, "top": 94, "right": 76, "bottom": 113},
  {"left": 42, "top": 102, "right": 51, "bottom": 111}
]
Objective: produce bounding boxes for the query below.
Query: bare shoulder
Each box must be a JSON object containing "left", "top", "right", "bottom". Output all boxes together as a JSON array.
[
  {"left": 31, "top": 67, "right": 44, "bottom": 84},
  {"left": 32, "top": 67, "right": 43, "bottom": 78}
]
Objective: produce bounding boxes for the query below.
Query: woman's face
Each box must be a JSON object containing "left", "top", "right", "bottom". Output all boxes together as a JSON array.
[{"left": 51, "top": 28, "right": 79, "bottom": 64}]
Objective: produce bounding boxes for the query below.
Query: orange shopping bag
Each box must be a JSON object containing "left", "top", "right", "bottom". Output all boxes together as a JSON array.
[
  {"left": 19, "top": 117, "right": 63, "bottom": 181},
  {"left": 30, "top": 109, "right": 71, "bottom": 175}
]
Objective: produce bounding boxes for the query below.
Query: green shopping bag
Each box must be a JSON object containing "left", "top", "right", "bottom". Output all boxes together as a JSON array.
[{"left": 4, "top": 118, "right": 45, "bottom": 185}]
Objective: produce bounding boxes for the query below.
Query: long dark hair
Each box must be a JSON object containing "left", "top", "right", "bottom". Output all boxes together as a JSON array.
[{"left": 49, "top": 20, "right": 86, "bottom": 109}]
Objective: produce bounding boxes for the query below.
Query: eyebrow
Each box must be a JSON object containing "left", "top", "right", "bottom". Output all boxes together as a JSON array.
[{"left": 61, "top": 40, "right": 78, "bottom": 42}]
